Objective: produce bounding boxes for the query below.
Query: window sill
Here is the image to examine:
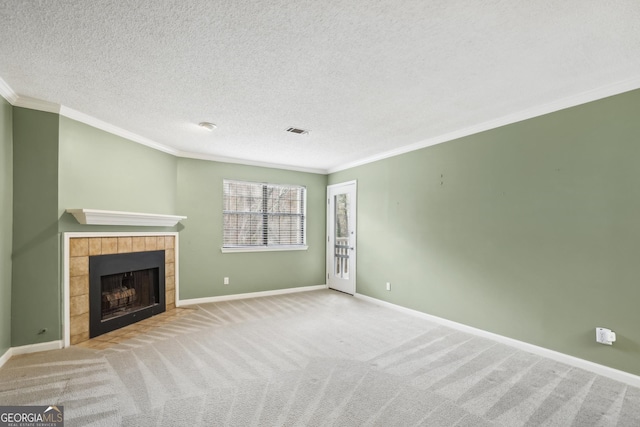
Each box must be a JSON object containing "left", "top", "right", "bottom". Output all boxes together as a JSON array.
[{"left": 221, "top": 245, "right": 309, "bottom": 253}]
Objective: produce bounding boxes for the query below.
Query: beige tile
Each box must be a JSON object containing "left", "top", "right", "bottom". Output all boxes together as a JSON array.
[
  {"left": 135, "top": 319, "right": 150, "bottom": 328},
  {"left": 67, "top": 291, "right": 188, "bottom": 346},
  {"left": 90, "top": 335, "right": 113, "bottom": 343},
  {"left": 69, "top": 238, "right": 88, "bottom": 257},
  {"left": 166, "top": 263, "right": 175, "bottom": 277},
  {"left": 108, "top": 332, "right": 124, "bottom": 341},
  {"left": 70, "top": 331, "right": 90, "bottom": 345},
  {"left": 132, "top": 237, "right": 145, "bottom": 252},
  {"left": 126, "top": 324, "right": 141, "bottom": 332},
  {"left": 70, "top": 313, "right": 89, "bottom": 336},
  {"left": 70, "top": 275, "right": 89, "bottom": 297},
  {"left": 74, "top": 339, "right": 94, "bottom": 348},
  {"left": 165, "top": 275, "right": 175, "bottom": 291},
  {"left": 70, "top": 294, "right": 89, "bottom": 316},
  {"left": 166, "top": 291, "right": 175, "bottom": 304},
  {"left": 156, "top": 236, "right": 166, "bottom": 249},
  {"left": 98, "top": 330, "right": 121, "bottom": 340},
  {"left": 120, "top": 331, "right": 139, "bottom": 339},
  {"left": 145, "top": 236, "right": 157, "bottom": 251},
  {"left": 165, "top": 236, "right": 175, "bottom": 249},
  {"left": 165, "top": 248, "right": 175, "bottom": 263},
  {"left": 69, "top": 256, "right": 89, "bottom": 277},
  {"left": 117, "top": 237, "right": 132, "bottom": 253},
  {"left": 89, "top": 238, "right": 102, "bottom": 256},
  {"left": 110, "top": 325, "right": 130, "bottom": 341},
  {"left": 101, "top": 237, "right": 118, "bottom": 254}
]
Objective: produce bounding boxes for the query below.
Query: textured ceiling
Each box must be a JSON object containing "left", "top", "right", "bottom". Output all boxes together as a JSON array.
[{"left": 0, "top": 1, "right": 639, "bottom": 173}]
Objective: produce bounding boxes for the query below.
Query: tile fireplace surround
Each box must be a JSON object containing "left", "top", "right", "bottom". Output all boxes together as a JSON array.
[{"left": 64, "top": 232, "right": 178, "bottom": 346}]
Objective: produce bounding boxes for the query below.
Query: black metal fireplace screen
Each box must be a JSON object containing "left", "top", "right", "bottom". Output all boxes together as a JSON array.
[
  {"left": 101, "top": 269, "right": 153, "bottom": 320},
  {"left": 89, "top": 250, "right": 165, "bottom": 338}
]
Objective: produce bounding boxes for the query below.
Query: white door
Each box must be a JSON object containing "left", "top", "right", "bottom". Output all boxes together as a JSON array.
[{"left": 327, "top": 181, "right": 356, "bottom": 294}]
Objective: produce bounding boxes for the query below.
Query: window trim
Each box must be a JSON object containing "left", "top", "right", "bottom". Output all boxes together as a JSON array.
[
  {"left": 222, "top": 179, "right": 307, "bottom": 252},
  {"left": 220, "top": 245, "right": 309, "bottom": 254}
]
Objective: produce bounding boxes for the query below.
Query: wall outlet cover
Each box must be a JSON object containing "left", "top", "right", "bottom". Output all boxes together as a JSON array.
[{"left": 596, "top": 327, "right": 614, "bottom": 345}]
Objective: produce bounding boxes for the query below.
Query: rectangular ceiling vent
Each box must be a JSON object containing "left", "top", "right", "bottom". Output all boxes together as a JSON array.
[{"left": 286, "top": 127, "right": 310, "bottom": 135}]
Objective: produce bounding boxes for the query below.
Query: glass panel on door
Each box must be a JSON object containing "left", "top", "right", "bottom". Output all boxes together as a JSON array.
[{"left": 334, "top": 193, "right": 350, "bottom": 279}]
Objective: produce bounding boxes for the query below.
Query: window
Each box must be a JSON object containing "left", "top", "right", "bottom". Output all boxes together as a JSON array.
[{"left": 222, "top": 179, "right": 307, "bottom": 252}]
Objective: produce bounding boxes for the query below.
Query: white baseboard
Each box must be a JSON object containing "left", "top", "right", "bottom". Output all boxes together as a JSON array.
[
  {"left": 0, "top": 347, "right": 11, "bottom": 369},
  {"left": 11, "top": 340, "right": 64, "bottom": 356},
  {"left": 354, "top": 293, "right": 640, "bottom": 389},
  {"left": 0, "top": 340, "right": 64, "bottom": 369},
  {"left": 178, "top": 284, "right": 328, "bottom": 307}
]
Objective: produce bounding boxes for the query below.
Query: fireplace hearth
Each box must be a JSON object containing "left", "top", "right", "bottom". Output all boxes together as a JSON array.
[{"left": 89, "top": 250, "right": 165, "bottom": 338}]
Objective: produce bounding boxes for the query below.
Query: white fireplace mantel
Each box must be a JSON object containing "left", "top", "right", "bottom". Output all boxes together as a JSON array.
[{"left": 66, "top": 209, "right": 187, "bottom": 227}]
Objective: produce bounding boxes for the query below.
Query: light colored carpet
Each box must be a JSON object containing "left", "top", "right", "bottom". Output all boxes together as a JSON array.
[{"left": 1, "top": 289, "right": 639, "bottom": 426}]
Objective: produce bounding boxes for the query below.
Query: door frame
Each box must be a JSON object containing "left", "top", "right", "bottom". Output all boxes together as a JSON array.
[{"left": 326, "top": 180, "right": 357, "bottom": 295}]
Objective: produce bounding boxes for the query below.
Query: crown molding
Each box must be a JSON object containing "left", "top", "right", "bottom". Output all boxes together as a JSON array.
[
  {"left": 176, "top": 150, "right": 328, "bottom": 175},
  {"left": 13, "top": 95, "right": 60, "bottom": 114},
  {"left": 1, "top": 77, "right": 327, "bottom": 174},
  {"left": 0, "top": 76, "right": 18, "bottom": 104},
  {"left": 327, "top": 77, "right": 640, "bottom": 174},
  {"left": 59, "top": 105, "right": 180, "bottom": 156},
  {"left": 3, "top": 74, "right": 639, "bottom": 176}
]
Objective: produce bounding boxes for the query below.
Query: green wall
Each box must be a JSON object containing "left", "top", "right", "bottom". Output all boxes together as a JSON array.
[
  {"left": 7, "top": 88, "right": 640, "bottom": 378},
  {"left": 11, "top": 108, "right": 60, "bottom": 346},
  {"left": 0, "top": 97, "right": 12, "bottom": 355},
  {"left": 58, "top": 116, "right": 178, "bottom": 233},
  {"left": 10, "top": 113, "right": 182, "bottom": 347},
  {"left": 9, "top": 110, "right": 326, "bottom": 347},
  {"left": 177, "top": 158, "right": 327, "bottom": 299},
  {"left": 329, "top": 89, "right": 640, "bottom": 375}
]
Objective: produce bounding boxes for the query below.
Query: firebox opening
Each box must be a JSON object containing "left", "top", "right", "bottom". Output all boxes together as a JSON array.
[
  {"left": 101, "top": 267, "right": 159, "bottom": 321},
  {"left": 90, "top": 250, "right": 166, "bottom": 338}
]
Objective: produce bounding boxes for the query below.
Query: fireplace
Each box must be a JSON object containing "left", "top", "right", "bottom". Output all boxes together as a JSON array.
[
  {"left": 89, "top": 250, "right": 166, "bottom": 338},
  {"left": 66, "top": 234, "right": 177, "bottom": 345}
]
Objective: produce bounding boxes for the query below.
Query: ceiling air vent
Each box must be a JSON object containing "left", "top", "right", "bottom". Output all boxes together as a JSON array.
[{"left": 286, "top": 127, "right": 310, "bottom": 135}]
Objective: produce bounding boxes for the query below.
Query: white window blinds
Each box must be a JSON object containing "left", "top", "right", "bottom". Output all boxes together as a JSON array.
[{"left": 223, "top": 179, "right": 306, "bottom": 248}]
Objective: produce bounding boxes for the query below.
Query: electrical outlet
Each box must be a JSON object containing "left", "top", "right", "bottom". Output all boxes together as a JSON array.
[
  {"left": 386, "top": 282, "right": 391, "bottom": 291},
  {"left": 224, "top": 277, "right": 229, "bottom": 285},
  {"left": 596, "top": 327, "right": 616, "bottom": 345}
]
